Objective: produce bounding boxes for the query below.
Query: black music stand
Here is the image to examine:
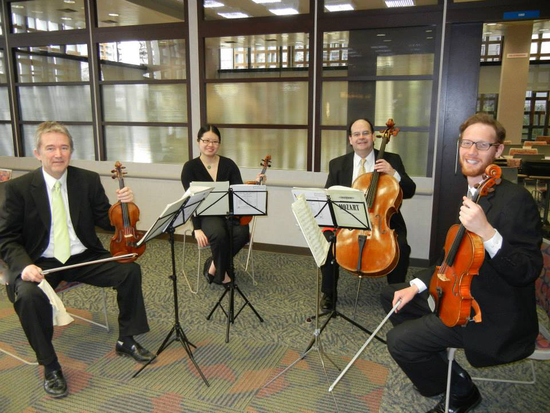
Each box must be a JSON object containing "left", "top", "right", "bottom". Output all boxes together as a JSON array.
[
  {"left": 201, "top": 185, "right": 267, "bottom": 343},
  {"left": 132, "top": 188, "right": 212, "bottom": 385},
  {"left": 300, "top": 190, "right": 387, "bottom": 352}
]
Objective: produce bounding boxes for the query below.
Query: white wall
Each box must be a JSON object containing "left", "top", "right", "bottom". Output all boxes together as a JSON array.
[{"left": 0, "top": 156, "right": 434, "bottom": 260}]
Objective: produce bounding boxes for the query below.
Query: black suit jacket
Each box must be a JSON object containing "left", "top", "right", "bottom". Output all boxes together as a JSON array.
[
  {"left": 419, "top": 179, "right": 542, "bottom": 367},
  {"left": 325, "top": 150, "right": 416, "bottom": 236},
  {"left": 0, "top": 166, "right": 113, "bottom": 299}
]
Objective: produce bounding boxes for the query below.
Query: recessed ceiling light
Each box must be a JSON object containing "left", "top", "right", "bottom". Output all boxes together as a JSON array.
[
  {"left": 61, "top": 17, "right": 72, "bottom": 20},
  {"left": 269, "top": 8, "right": 299, "bottom": 16},
  {"left": 108, "top": 13, "right": 119, "bottom": 17},
  {"left": 425, "top": 29, "right": 433, "bottom": 33},
  {"left": 427, "top": 36, "right": 433, "bottom": 40},
  {"left": 218, "top": 12, "right": 248, "bottom": 19},
  {"left": 377, "top": 33, "right": 386, "bottom": 37},
  {"left": 12, "top": 5, "right": 24, "bottom": 9},
  {"left": 385, "top": 0, "right": 415, "bottom": 8},
  {"left": 383, "top": 39, "right": 392, "bottom": 42},
  {"left": 325, "top": 4, "right": 354, "bottom": 12},
  {"left": 487, "top": 23, "right": 497, "bottom": 26},
  {"left": 31, "top": 10, "right": 44, "bottom": 14},
  {"left": 485, "top": 31, "right": 493, "bottom": 35},
  {"left": 204, "top": 0, "right": 224, "bottom": 7},
  {"left": 253, "top": 0, "right": 281, "bottom": 3},
  {"left": 64, "top": 0, "right": 76, "bottom": 3}
]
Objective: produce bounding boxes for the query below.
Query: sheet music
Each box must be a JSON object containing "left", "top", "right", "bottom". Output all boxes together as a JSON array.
[
  {"left": 173, "top": 186, "right": 212, "bottom": 227},
  {"left": 231, "top": 184, "right": 267, "bottom": 215},
  {"left": 291, "top": 195, "right": 330, "bottom": 268},
  {"left": 291, "top": 188, "right": 334, "bottom": 226},
  {"left": 327, "top": 186, "right": 370, "bottom": 230},
  {"left": 191, "top": 181, "right": 230, "bottom": 216}
]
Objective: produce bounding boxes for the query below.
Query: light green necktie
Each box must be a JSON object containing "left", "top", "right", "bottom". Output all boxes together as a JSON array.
[
  {"left": 52, "top": 181, "right": 70, "bottom": 263},
  {"left": 359, "top": 158, "right": 366, "bottom": 176}
]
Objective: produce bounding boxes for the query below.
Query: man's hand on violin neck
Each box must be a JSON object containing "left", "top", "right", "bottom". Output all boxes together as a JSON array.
[
  {"left": 459, "top": 197, "right": 495, "bottom": 241},
  {"left": 116, "top": 187, "right": 134, "bottom": 203}
]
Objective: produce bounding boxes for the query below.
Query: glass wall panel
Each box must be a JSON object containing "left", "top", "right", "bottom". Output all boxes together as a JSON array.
[
  {"left": 103, "top": 84, "right": 187, "bottom": 123},
  {"left": 19, "top": 86, "right": 92, "bottom": 121},
  {"left": 105, "top": 126, "right": 188, "bottom": 164},
  {"left": 97, "top": 0, "right": 184, "bottom": 27},
  {"left": 320, "top": 129, "right": 348, "bottom": 172},
  {"left": 205, "top": 34, "right": 309, "bottom": 79},
  {"left": 11, "top": 0, "right": 86, "bottom": 33},
  {"left": 322, "top": 27, "right": 436, "bottom": 77},
  {"left": 0, "top": 51, "right": 6, "bottom": 83},
  {"left": 16, "top": 45, "right": 89, "bottom": 83},
  {"left": 0, "top": 87, "right": 10, "bottom": 120},
  {"left": 375, "top": 80, "right": 433, "bottom": 127},
  {"left": 204, "top": 0, "right": 309, "bottom": 20},
  {"left": 207, "top": 82, "right": 308, "bottom": 125},
  {"left": 22, "top": 124, "right": 94, "bottom": 160},
  {"left": 324, "top": 0, "right": 437, "bottom": 12},
  {"left": 217, "top": 128, "right": 307, "bottom": 170},
  {"left": 0, "top": 124, "right": 14, "bottom": 156},
  {"left": 322, "top": 80, "right": 433, "bottom": 128},
  {"left": 100, "top": 39, "right": 186, "bottom": 81}
]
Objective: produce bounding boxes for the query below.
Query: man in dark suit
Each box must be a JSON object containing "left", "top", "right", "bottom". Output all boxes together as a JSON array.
[
  {"left": 321, "top": 118, "right": 416, "bottom": 309},
  {"left": 0, "top": 122, "right": 153, "bottom": 398},
  {"left": 381, "top": 113, "right": 542, "bottom": 412}
]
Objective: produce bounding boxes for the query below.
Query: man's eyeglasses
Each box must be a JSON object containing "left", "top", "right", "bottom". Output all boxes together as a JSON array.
[
  {"left": 458, "top": 139, "right": 500, "bottom": 151},
  {"left": 200, "top": 139, "right": 220, "bottom": 146}
]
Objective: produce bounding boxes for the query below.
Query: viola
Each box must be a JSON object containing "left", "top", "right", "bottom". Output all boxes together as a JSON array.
[
  {"left": 335, "top": 119, "right": 402, "bottom": 277},
  {"left": 429, "top": 164, "right": 502, "bottom": 327},
  {"left": 108, "top": 161, "right": 146, "bottom": 263},
  {"left": 240, "top": 155, "right": 271, "bottom": 225}
]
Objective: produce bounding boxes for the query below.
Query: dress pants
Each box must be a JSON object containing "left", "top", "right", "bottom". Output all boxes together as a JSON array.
[
  {"left": 13, "top": 249, "right": 149, "bottom": 366},
  {"left": 199, "top": 216, "right": 249, "bottom": 284},
  {"left": 321, "top": 230, "right": 411, "bottom": 298},
  {"left": 380, "top": 282, "right": 470, "bottom": 397}
]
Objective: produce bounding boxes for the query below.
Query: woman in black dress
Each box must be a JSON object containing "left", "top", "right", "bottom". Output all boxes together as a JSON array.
[{"left": 181, "top": 125, "right": 262, "bottom": 285}]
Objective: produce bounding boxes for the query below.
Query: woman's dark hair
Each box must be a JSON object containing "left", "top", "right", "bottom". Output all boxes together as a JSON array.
[
  {"left": 197, "top": 125, "right": 222, "bottom": 143},
  {"left": 347, "top": 118, "right": 374, "bottom": 136}
]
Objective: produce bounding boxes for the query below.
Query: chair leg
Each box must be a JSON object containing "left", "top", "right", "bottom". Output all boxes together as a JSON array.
[
  {"left": 445, "top": 348, "right": 458, "bottom": 413},
  {"left": 0, "top": 347, "right": 38, "bottom": 365},
  {"left": 181, "top": 230, "right": 200, "bottom": 294},
  {"left": 472, "top": 359, "right": 536, "bottom": 385},
  {"left": 352, "top": 276, "right": 363, "bottom": 324},
  {"left": 63, "top": 289, "right": 110, "bottom": 331}
]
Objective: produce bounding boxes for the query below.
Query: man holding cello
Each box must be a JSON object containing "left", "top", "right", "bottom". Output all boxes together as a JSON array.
[
  {"left": 321, "top": 118, "right": 416, "bottom": 310},
  {"left": 0, "top": 122, "right": 152, "bottom": 398},
  {"left": 381, "top": 113, "right": 542, "bottom": 412}
]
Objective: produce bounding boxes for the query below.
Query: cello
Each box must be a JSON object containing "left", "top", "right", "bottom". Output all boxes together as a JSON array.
[
  {"left": 335, "top": 119, "right": 402, "bottom": 277},
  {"left": 108, "top": 161, "right": 146, "bottom": 263},
  {"left": 429, "top": 164, "right": 502, "bottom": 327}
]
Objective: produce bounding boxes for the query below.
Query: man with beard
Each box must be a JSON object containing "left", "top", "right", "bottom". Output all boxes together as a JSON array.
[{"left": 381, "top": 113, "right": 542, "bottom": 412}]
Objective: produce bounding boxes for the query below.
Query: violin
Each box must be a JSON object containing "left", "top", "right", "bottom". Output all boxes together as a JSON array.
[
  {"left": 335, "top": 119, "right": 402, "bottom": 277},
  {"left": 240, "top": 155, "right": 271, "bottom": 225},
  {"left": 108, "top": 161, "right": 146, "bottom": 263},
  {"left": 429, "top": 164, "right": 502, "bottom": 327}
]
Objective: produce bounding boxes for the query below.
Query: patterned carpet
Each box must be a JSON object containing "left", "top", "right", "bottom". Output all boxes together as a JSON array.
[{"left": 1, "top": 234, "right": 549, "bottom": 412}]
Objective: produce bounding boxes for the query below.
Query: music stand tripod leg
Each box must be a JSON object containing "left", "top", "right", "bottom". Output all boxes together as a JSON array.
[
  {"left": 262, "top": 268, "right": 341, "bottom": 409},
  {"left": 133, "top": 227, "right": 209, "bottom": 387}
]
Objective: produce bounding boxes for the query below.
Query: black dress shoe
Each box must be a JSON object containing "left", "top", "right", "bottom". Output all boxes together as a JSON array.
[
  {"left": 115, "top": 340, "right": 154, "bottom": 363},
  {"left": 426, "top": 384, "right": 481, "bottom": 413},
  {"left": 44, "top": 369, "right": 68, "bottom": 398},
  {"left": 320, "top": 293, "right": 335, "bottom": 310},
  {"left": 203, "top": 257, "right": 214, "bottom": 284}
]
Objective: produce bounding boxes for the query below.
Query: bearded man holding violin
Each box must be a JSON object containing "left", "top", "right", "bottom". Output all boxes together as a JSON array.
[
  {"left": 381, "top": 113, "right": 542, "bottom": 413},
  {"left": 321, "top": 118, "right": 416, "bottom": 310},
  {"left": 0, "top": 122, "right": 152, "bottom": 399}
]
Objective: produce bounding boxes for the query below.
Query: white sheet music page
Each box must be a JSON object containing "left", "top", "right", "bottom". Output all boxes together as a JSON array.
[
  {"left": 291, "top": 195, "right": 330, "bottom": 268},
  {"left": 231, "top": 184, "right": 267, "bottom": 215},
  {"left": 191, "top": 181, "right": 230, "bottom": 216},
  {"left": 291, "top": 188, "right": 334, "bottom": 227}
]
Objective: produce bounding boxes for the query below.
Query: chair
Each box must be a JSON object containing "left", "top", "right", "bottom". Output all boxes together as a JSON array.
[
  {"left": 181, "top": 218, "right": 257, "bottom": 294},
  {"left": 54, "top": 281, "right": 110, "bottom": 332}
]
